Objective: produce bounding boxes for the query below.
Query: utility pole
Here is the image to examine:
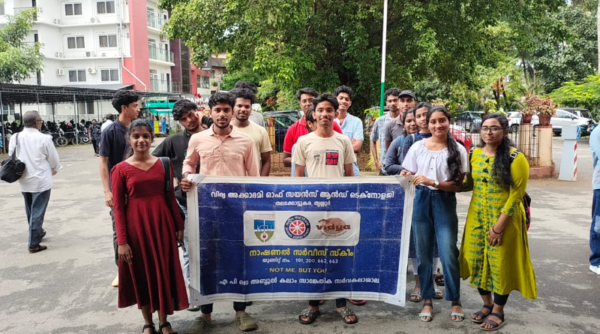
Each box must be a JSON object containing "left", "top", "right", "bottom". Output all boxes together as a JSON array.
[
  {"left": 380, "top": 0, "right": 388, "bottom": 116},
  {"left": 597, "top": 1, "right": 600, "bottom": 72}
]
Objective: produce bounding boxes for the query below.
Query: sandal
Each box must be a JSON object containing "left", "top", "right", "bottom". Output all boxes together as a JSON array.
[
  {"left": 410, "top": 288, "right": 422, "bottom": 303},
  {"left": 472, "top": 304, "right": 493, "bottom": 324},
  {"left": 28, "top": 245, "right": 47, "bottom": 254},
  {"left": 348, "top": 299, "right": 367, "bottom": 306},
  {"left": 142, "top": 323, "right": 157, "bottom": 334},
  {"left": 451, "top": 301, "right": 465, "bottom": 322},
  {"left": 419, "top": 302, "right": 433, "bottom": 322},
  {"left": 435, "top": 273, "right": 445, "bottom": 286},
  {"left": 158, "top": 322, "right": 178, "bottom": 334},
  {"left": 298, "top": 308, "right": 320, "bottom": 325},
  {"left": 319, "top": 300, "right": 325, "bottom": 305},
  {"left": 481, "top": 313, "right": 507, "bottom": 331},
  {"left": 434, "top": 289, "right": 443, "bottom": 299},
  {"left": 338, "top": 307, "right": 358, "bottom": 324}
]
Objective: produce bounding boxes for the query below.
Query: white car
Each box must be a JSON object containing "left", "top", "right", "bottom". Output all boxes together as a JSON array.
[
  {"left": 507, "top": 112, "right": 522, "bottom": 133},
  {"left": 507, "top": 109, "right": 593, "bottom": 135}
]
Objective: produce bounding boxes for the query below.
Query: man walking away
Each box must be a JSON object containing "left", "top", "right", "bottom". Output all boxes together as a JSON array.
[
  {"left": 231, "top": 88, "right": 272, "bottom": 176},
  {"left": 89, "top": 119, "right": 102, "bottom": 157},
  {"left": 234, "top": 81, "right": 264, "bottom": 127},
  {"left": 99, "top": 90, "right": 141, "bottom": 287},
  {"left": 370, "top": 88, "right": 402, "bottom": 175},
  {"left": 181, "top": 92, "right": 259, "bottom": 333},
  {"left": 334, "top": 85, "right": 363, "bottom": 177},
  {"left": 589, "top": 125, "right": 600, "bottom": 275},
  {"left": 152, "top": 99, "right": 212, "bottom": 312},
  {"left": 8, "top": 111, "right": 62, "bottom": 253},
  {"left": 101, "top": 114, "right": 115, "bottom": 132},
  {"left": 293, "top": 94, "right": 358, "bottom": 325}
]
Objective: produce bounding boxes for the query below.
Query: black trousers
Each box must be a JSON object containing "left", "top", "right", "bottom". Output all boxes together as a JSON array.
[
  {"left": 309, "top": 299, "right": 346, "bottom": 308},
  {"left": 92, "top": 139, "right": 99, "bottom": 154},
  {"left": 478, "top": 288, "right": 509, "bottom": 306},
  {"left": 201, "top": 302, "right": 246, "bottom": 314}
]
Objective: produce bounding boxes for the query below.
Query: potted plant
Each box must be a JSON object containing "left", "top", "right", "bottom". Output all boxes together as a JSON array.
[{"left": 521, "top": 95, "right": 555, "bottom": 125}]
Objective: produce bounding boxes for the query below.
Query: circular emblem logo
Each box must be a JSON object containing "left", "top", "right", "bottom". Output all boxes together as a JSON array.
[{"left": 285, "top": 215, "right": 311, "bottom": 239}]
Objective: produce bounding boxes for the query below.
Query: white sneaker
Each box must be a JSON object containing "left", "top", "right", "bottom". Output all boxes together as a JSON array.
[
  {"left": 112, "top": 274, "right": 119, "bottom": 287},
  {"left": 590, "top": 265, "right": 600, "bottom": 275}
]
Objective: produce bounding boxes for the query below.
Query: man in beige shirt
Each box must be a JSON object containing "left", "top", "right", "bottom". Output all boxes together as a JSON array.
[
  {"left": 180, "top": 92, "right": 259, "bottom": 333},
  {"left": 231, "top": 88, "right": 272, "bottom": 176}
]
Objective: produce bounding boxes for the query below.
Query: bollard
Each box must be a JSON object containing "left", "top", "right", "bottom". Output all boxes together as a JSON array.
[{"left": 558, "top": 125, "right": 580, "bottom": 181}]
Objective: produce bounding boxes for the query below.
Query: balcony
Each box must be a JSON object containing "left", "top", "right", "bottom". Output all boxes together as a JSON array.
[
  {"left": 150, "top": 79, "right": 180, "bottom": 93},
  {"left": 14, "top": 6, "right": 36, "bottom": 20},
  {"left": 147, "top": 12, "right": 165, "bottom": 30},
  {"left": 149, "top": 45, "right": 174, "bottom": 64}
]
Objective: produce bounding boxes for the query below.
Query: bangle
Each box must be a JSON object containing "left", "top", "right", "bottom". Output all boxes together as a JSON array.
[{"left": 492, "top": 226, "right": 503, "bottom": 234}]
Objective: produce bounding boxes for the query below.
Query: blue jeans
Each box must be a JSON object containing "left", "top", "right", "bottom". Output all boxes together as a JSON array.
[
  {"left": 590, "top": 190, "right": 600, "bottom": 266},
  {"left": 412, "top": 186, "right": 460, "bottom": 301},
  {"left": 178, "top": 202, "right": 190, "bottom": 285},
  {"left": 22, "top": 189, "right": 51, "bottom": 248}
]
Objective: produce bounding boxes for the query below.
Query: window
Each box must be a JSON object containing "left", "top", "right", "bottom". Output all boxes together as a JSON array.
[
  {"left": 198, "top": 75, "right": 210, "bottom": 89},
  {"left": 65, "top": 3, "right": 83, "bottom": 16},
  {"left": 68, "top": 70, "right": 86, "bottom": 82},
  {"left": 0, "top": 4, "right": 5, "bottom": 16},
  {"left": 211, "top": 70, "right": 215, "bottom": 79},
  {"left": 98, "top": 35, "right": 117, "bottom": 48},
  {"left": 67, "top": 36, "right": 85, "bottom": 49},
  {"left": 101, "top": 69, "right": 119, "bottom": 82},
  {"left": 97, "top": 1, "right": 115, "bottom": 14}
]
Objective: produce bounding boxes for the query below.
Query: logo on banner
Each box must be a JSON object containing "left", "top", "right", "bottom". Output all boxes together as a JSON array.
[
  {"left": 317, "top": 218, "right": 351, "bottom": 237},
  {"left": 254, "top": 219, "right": 275, "bottom": 243},
  {"left": 285, "top": 215, "right": 311, "bottom": 239},
  {"left": 326, "top": 150, "right": 339, "bottom": 165}
]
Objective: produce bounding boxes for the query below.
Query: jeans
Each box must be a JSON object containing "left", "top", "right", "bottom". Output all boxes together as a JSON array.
[
  {"left": 178, "top": 202, "right": 190, "bottom": 285},
  {"left": 309, "top": 299, "right": 346, "bottom": 308},
  {"left": 201, "top": 302, "right": 246, "bottom": 314},
  {"left": 110, "top": 209, "right": 118, "bottom": 266},
  {"left": 590, "top": 189, "right": 600, "bottom": 266},
  {"left": 412, "top": 186, "right": 461, "bottom": 301},
  {"left": 22, "top": 189, "right": 51, "bottom": 248}
]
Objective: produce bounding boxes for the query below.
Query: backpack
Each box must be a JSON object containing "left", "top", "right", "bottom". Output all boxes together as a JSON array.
[
  {"left": 469, "top": 147, "right": 531, "bottom": 230},
  {"left": 159, "top": 157, "right": 186, "bottom": 221}
]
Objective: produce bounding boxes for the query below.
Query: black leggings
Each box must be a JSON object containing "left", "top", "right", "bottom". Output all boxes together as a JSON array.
[
  {"left": 309, "top": 299, "right": 346, "bottom": 308},
  {"left": 478, "top": 288, "right": 509, "bottom": 306},
  {"left": 201, "top": 302, "right": 246, "bottom": 314}
]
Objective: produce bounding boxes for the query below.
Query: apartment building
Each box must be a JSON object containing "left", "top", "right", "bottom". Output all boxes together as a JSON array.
[{"left": 0, "top": 0, "right": 197, "bottom": 95}]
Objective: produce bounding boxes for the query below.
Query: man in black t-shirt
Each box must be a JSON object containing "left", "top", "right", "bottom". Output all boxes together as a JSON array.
[
  {"left": 99, "top": 90, "right": 140, "bottom": 287},
  {"left": 152, "top": 100, "right": 211, "bottom": 311}
]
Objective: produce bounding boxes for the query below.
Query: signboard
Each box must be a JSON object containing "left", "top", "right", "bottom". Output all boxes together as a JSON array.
[{"left": 186, "top": 176, "right": 414, "bottom": 307}]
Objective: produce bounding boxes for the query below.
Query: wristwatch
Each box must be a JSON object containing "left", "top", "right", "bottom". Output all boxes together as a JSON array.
[{"left": 433, "top": 180, "right": 439, "bottom": 189}]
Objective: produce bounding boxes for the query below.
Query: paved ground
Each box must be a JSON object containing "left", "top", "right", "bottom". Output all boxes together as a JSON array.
[{"left": 0, "top": 137, "right": 599, "bottom": 334}]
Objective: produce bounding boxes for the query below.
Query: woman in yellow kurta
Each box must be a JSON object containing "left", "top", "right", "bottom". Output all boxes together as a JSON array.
[{"left": 460, "top": 114, "right": 537, "bottom": 331}]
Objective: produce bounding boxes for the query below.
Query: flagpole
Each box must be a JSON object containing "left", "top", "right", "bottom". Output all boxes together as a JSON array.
[{"left": 380, "top": 0, "right": 388, "bottom": 116}]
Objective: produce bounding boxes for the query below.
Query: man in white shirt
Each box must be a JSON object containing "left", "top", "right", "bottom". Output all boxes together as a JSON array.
[
  {"left": 100, "top": 114, "right": 115, "bottom": 132},
  {"left": 8, "top": 111, "right": 62, "bottom": 253}
]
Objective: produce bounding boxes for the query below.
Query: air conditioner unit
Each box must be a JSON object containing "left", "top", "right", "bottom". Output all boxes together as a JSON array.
[
  {"left": 160, "top": 35, "right": 167, "bottom": 42},
  {"left": 87, "top": 67, "right": 97, "bottom": 74},
  {"left": 53, "top": 19, "right": 61, "bottom": 25},
  {"left": 55, "top": 52, "right": 60, "bottom": 57},
  {"left": 101, "top": 53, "right": 106, "bottom": 57},
  {"left": 90, "top": 18, "right": 96, "bottom": 23},
  {"left": 57, "top": 69, "right": 65, "bottom": 76},
  {"left": 86, "top": 52, "right": 91, "bottom": 57}
]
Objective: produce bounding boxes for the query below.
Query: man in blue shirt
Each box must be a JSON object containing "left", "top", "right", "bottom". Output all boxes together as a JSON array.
[
  {"left": 589, "top": 126, "right": 600, "bottom": 275},
  {"left": 334, "top": 86, "right": 363, "bottom": 176},
  {"left": 99, "top": 90, "right": 140, "bottom": 287},
  {"left": 369, "top": 88, "right": 401, "bottom": 175}
]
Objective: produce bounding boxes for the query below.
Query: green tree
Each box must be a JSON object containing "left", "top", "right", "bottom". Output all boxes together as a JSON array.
[
  {"left": 0, "top": 6, "right": 44, "bottom": 83},
  {"left": 549, "top": 74, "right": 600, "bottom": 113}
]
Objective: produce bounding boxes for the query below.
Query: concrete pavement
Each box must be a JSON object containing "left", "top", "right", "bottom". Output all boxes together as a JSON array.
[{"left": 0, "top": 138, "right": 599, "bottom": 334}]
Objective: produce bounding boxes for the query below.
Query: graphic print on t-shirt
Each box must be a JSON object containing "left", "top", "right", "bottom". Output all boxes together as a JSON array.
[{"left": 326, "top": 150, "right": 339, "bottom": 165}]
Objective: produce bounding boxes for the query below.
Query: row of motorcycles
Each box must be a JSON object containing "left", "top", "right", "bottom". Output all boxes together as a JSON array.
[{"left": 1, "top": 120, "right": 94, "bottom": 148}]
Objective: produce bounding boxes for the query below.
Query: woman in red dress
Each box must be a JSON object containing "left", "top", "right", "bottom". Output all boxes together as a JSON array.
[{"left": 111, "top": 120, "right": 189, "bottom": 334}]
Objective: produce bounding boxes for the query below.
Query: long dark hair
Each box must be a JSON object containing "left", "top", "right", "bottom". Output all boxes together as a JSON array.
[
  {"left": 427, "top": 106, "right": 463, "bottom": 186},
  {"left": 480, "top": 113, "right": 514, "bottom": 190},
  {"left": 402, "top": 107, "right": 416, "bottom": 136}
]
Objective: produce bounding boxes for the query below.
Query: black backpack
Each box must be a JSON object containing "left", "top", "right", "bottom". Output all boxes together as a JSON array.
[
  {"left": 469, "top": 147, "right": 531, "bottom": 230},
  {"left": 0, "top": 133, "right": 26, "bottom": 183}
]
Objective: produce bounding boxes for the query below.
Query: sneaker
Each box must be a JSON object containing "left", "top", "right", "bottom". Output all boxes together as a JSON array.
[
  {"left": 590, "top": 265, "right": 600, "bottom": 275},
  {"left": 112, "top": 274, "right": 119, "bottom": 287},
  {"left": 188, "top": 317, "right": 211, "bottom": 334},
  {"left": 235, "top": 312, "right": 258, "bottom": 331}
]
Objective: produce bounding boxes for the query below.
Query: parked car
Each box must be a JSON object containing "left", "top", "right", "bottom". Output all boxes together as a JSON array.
[
  {"left": 562, "top": 107, "right": 592, "bottom": 119},
  {"left": 455, "top": 111, "right": 484, "bottom": 133},
  {"left": 450, "top": 128, "right": 473, "bottom": 150},
  {"left": 508, "top": 109, "right": 595, "bottom": 136},
  {"left": 263, "top": 110, "right": 302, "bottom": 152},
  {"left": 507, "top": 112, "right": 522, "bottom": 133}
]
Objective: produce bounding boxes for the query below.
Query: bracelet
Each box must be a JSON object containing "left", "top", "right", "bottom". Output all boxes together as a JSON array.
[{"left": 491, "top": 226, "right": 503, "bottom": 235}]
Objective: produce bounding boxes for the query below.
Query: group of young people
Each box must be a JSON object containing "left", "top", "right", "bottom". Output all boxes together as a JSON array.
[{"left": 99, "top": 82, "right": 537, "bottom": 333}]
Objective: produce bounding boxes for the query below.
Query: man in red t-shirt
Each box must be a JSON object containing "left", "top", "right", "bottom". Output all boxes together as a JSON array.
[{"left": 283, "top": 87, "right": 343, "bottom": 167}]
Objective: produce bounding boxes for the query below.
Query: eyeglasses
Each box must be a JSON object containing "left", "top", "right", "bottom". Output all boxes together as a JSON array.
[{"left": 481, "top": 126, "right": 503, "bottom": 133}]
